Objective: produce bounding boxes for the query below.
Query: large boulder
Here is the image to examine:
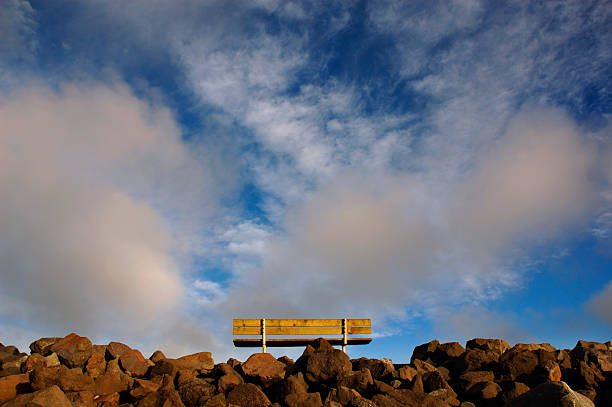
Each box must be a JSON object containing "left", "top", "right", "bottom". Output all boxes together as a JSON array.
[
  {"left": 29, "top": 338, "right": 62, "bottom": 355},
  {"left": 352, "top": 358, "right": 395, "bottom": 380},
  {"left": 106, "top": 342, "right": 132, "bottom": 360},
  {"left": 119, "top": 349, "right": 152, "bottom": 377},
  {"left": 506, "top": 381, "right": 595, "bottom": 407},
  {"left": 338, "top": 368, "right": 373, "bottom": 394},
  {"left": 466, "top": 339, "right": 510, "bottom": 356},
  {"left": 49, "top": 333, "right": 93, "bottom": 369},
  {"left": 285, "top": 391, "right": 323, "bottom": 407},
  {"left": 297, "top": 338, "right": 351, "bottom": 383},
  {"left": 136, "top": 374, "right": 185, "bottom": 407},
  {"left": 410, "top": 340, "right": 439, "bottom": 364},
  {"left": 177, "top": 378, "right": 216, "bottom": 407},
  {"left": 1, "top": 384, "right": 72, "bottom": 407},
  {"left": 165, "top": 352, "right": 214, "bottom": 371},
  {"left": 0, "top": 373, "right": 29, "bottom": 404},
  {"left": 571, "top": 340, "right": 612, "bottom": 372},
  {"left": 94, "top": 359, "right": 133, "bottom": 395},
  {"left": 215, "top": 362, "right": 244, "bottom": 394},
  {"left": 241, "top": 353, "right": 286, "bottom": 387},
  {"left": 30, "top": 365, "right": 95, "bottom": 392},
  {"left": 85, "top": 352, "right": 106, "bottom": 379},
  {"left": 227, "top": 383, "right": 271, "bottom": 407}
]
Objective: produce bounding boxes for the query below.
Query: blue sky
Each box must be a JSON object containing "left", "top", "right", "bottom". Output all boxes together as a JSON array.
[{"left": 0, "top": 0, "right": 611, "bottom": 362}]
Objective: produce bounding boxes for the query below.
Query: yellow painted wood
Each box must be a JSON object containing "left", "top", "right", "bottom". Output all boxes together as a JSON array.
[
  {"left": 233, "top": 326, "right": 371, "bottom": 335},
  {"left": 233, "top": 337, "right": 373, "bottom": 347},
  {"left": 232, "top": 318, "right": 371, "bottom": 327}
]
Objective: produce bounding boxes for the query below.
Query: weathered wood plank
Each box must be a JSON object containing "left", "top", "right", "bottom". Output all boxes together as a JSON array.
[
  {"left": 232, "top": 318, "right": 371, "bottom": 327},
  {"left": 233, "top": 326, "right": 371, "bottom": 335},
  {"left": 233, "top": 337, "right": 372, "bottom": 347}
]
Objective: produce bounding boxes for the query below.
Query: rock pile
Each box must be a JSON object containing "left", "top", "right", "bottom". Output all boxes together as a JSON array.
[{"left": 1, "top": 334, "right": 610, "bottom": 406}]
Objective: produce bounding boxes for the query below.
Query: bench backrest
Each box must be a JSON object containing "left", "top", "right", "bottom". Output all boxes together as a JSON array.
[{"left": 233, "top": 318, "right": 372, "bottom": 353}]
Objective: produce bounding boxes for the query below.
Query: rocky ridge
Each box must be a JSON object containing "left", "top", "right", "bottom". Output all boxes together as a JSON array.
[{"left": 1, "top": 333, "right": 611, "bottom": 406}]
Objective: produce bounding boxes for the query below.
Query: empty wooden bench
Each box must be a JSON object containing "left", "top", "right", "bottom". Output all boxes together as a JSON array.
[{"left": 233, "top": 318, "right": 372, "bottom": 353}]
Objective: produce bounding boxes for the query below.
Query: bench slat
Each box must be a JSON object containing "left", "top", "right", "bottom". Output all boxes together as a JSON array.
[
  {"left": 233, "top": 326, "right": 371, "bottom": 335},
  {"left": 232, "top": 318, "right": 371, "bottom": 327},
  {"left": 233, "top": 338, "right": 372, "bottom": 347}
]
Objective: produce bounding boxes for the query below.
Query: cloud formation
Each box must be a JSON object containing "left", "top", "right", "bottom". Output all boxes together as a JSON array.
[{"left": 0, "top": 82, "right": 218, "bottom": 352}]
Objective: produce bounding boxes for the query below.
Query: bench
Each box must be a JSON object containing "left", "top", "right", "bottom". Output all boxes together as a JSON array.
[{"left": 233, "top": 318, "right": 372, "bottom": 353}]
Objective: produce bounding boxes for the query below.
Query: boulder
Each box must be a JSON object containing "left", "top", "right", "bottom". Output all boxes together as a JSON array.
[
  {"left": 352, "top": 358, "right": 395, "bottom": 380},
  {"left": 94, "top": 359, "right": 132, "bottom": 395},
  {"left": 203, "top": 393, "right": 226, "bottom": 407},
  {"left": 338, "top": 368, "right": 373, "bottom": 394},
  {"left": 459, "top": 349, "right": 499, "bottom": 372},
  {"left": 281, "top": 372, "right": 309, "bottom": 396},
  {"left": 410, "top": 340, "right": 439, "bottom": 364},
  {"left": 95, "top": 392, "right": 120, "bottom": 406},
  {"left": 499, "top": 381, "right": 530, "bottom": 405},
  {"left": 285, "top": 392, "right": 322, "bottom": 407},
  {"left": 106, "top": 342, "right": 132, "bottom": 360},
  {"left": 44, "top": 352, "right": 60, "bottom": 368},
  {"left": 398, "top": 365, "right": 417, "bottom": 381},
  {"left": 1, "top": 384, "right": 72, "bottom": 407},
  {"left": 466, "top": 338, "right": 510, "bottom": 356},
  {"left": 136, "top": 374, "right": 185, "bottom": 407},
  {"left": 177, "top": 378, "right": 216, "bottom": 407},
  {"left": 166, "top": 352, "right": 214, "bottom": 371},
  {"left": 571, "top": 340, "right": 612, "bottom": 372},
  {"left": 119, "top": 349, "right": 151, "bottom": 377},
  {"left": 457, "top": 370, "right": 495, "bottom": 393},
  {"left": 149, "top": 359, "right": 179, "bottom": 383},
  {"left": 149, "top": 350, "right": 166, "bottom": 363},
  {"left": 500, "top": 349, "right": 539, "bottom": 381},
  {"left": 215, "top": 363, "right": 244, "bottom": 394},
  {"left": 297, "top": 339, "right": 351, "bottom": 384},
  {"left": 0, "top": 354, "right": 27, "bottom": 372},
  {"left": 30, "top": 365, "right": 95, "bottom": 392},
  {"left": 436, "top": 342, "right": 466, "bottom": 362},
  {"left": 227, "top": 383, "right": 271, "bottom": 407},
  {"left": 85, "top": 352, "right": 106, "bottom": 379},
  {"left": 130, "top": 378, "right": 161, "bottom": 399},
  {"left": 21, "top": 353, "right": 46, "bottom": 373},
  {"left": 464, "top": 380, "right": 501, "bottom": 401},
  {"left": 241, "top": 353, "right": 286, "bottom": 387},
  {"left": 506, "top": 381, "right": 595, "bottom": 407},
  {"left": 29, "top": 337, "right": 62, "bottom": 355},
  {"left": 49, "top": 333, "right": 93, "bottom": 368},
  {"left": 0, "top": 373, "right": 29, "bottom": 403},
  {"left": 65, "top": 390, "right": 94, "bottom": 407}
]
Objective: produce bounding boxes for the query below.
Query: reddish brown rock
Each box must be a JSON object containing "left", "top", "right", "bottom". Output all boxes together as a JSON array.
[
  {"left": 106, "top": 342, "right": 132, "bottom": 360},
  {"left": 94, "top": 359, "right": 132, "bottom": 395},
  {"left": 0, "top": 354, "right": 27, "bottom": 371},
  {"left": 500, "top": 381, "right": 530, "bottom": 405},
  {"left": 21, "top": 353, "right": 46, "bottom": 373},
  {"left": 171, "top": 352, "right": 214, "bottom": 371},
  {"left": 86, "top": 353, "right": 107, "bottom": 379},
  {"left": 216, "top": 363, "right": 244, "bottom": 394},
  {"left": 30, "top": 365, "right": 95, "bottom": 392},
  {"left": 500, "top": 349, "right": 539, "bottom": 381},
  {"left": 506, "top": 381, "right": 594, "bottom": 407},
  {"left": 466, "top": 338, "right": 510, "bottom": 356},
  {"left": 352, "top": 357, "right": 395, "bottom": 380},
  {"left": 177, "top": 378, "right": 216, "bottom": 407},
  {"left": 150, "top": 359, "right": 179, "bottom": 383},
  {"left": 44, "top": 352, "right": 60, "bottom": 368},
  {"left": 204, "top": 393, "right": 226, "bottom": 407},
  {"left": 241, "top": 353, "right": 286, "bottom": 387},
  {"left": 94, "top": 392, "right": 120, "bottom": 406},
  {"left": 226, "top": 358, "right": 241, "bottom": 369},
  {"left": 66, "top": 390, "right": 94, "bottom": 407},
  {"left": 29, "top": 337, "right": 62, "bottom": 355},
  {"left": 457, "top": 370, "right": 495, "bottom": 392},
  {"left": 285, "top": 392, "right": 322, "bottom": 407},
  {"left": 0, "top": 373, "right": 29, "bottom": 403},
  {"left": 437, "top": 342, "right": 466, "bottom": 360},
  {"left": 130, "top": 379, "right": 160, "bottom": 399},
  {"left": 465, "top": 381, "right": 501, "bottom": 401},
  {"left": 512, "top": 343, "right": 557, "bottom": 353},
  {"left": 460, "top": 348, "right": 499, "bottom": 372},
  {"left": 2, "top": 384, "right": 72, "bottom": 407},
  {"left": 297, "top": 339, "right": 351, "bottom": 384},
  {"left": 281, "top": 372, "right": 309, "bottom": 397},
  {"left": 120, "top": 349, "right": 151, "bottom": 377},
  {"left": 149, "top": 350, "right": 166, "bottom": 363},
  {"left": 410, "top": 340, "right": 439, "bottom": 364},
  {"left": 398, "top": 365, "right": 417, "bottom": 381},
  {"left": 227, "top": 383, "right": 271, "bottom": 407},
  {"left": 136, "top": 374, "right": 185, "bottom": 407},
  {"left": 339, "top": 368, "right": 373, "bottom": 394},
  {"left": 571, "top": 340, "right": 612, "bottom": 373},
  {"left": 49, "top": 333, "right": 93, "bottom": 369},
  {"left": 92, "top": 345, "right": 107, "bottom": 356}
]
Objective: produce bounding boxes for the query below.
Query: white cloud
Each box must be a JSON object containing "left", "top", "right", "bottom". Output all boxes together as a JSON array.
[
  {"left": 586, "top": 281, "right": 612, "bottom": 326},
  {"left": 0, "top": 81, "right": 219, "bottom": 351}
]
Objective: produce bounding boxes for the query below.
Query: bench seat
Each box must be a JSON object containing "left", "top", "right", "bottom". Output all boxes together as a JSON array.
[{"left": 233, "top": 337, "right": 372, "bottom": 348}]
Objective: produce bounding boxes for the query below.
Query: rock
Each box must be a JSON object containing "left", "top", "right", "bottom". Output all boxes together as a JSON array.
[
  {"left": 512, "top": 343, "right": 557, "bottom": 353},
  {"left": 436, "top": 342, "right": 466, "bottom": 361},
  {"left": 106, "top": 342, "right": 132, "bottom": 360},
  {"left": 398, "top": 365, "right": 417, "bottom": 381},
  {"left": 203, "top": 393, "right": 226, "bottom": 407},
  {"left": 66, "top": 390, "right": 94, "bottom": 407},
  {"left": 465, "top": 381, "right": 501, "bottom": 400},
  {"left": 1, "top": 384, "right": 72, "bottom": 407},
  {"left": 149, "top": 350, "right": 166, "bottom": 363},
  {"left": 410, "top": 340, "right": 439, "bottom": 364},
  {"left": 535, "top": 360, "right": 562, "bottom": 382},
  {"left": 500, "top": 349, "right": 539, "bottom": 381},
  {"left": 571, "top": 340, "right": 612, "bottom": 372},
  {"left": 338, "top": 368, "right": 373, "bottom": 394},
  {"left": 21, "top": 353, "right": 46, "bottom": 373},
  {"left": 422, "top": 370, "right": 457, "bottom": 400},
  {"left": 177, "top": 378, "right": 216, "bottom": 407},
  {"left": 119, "top": 349, "right": 151, "bottom": 377},
  {"left": 466, "top": 338, "right": 510, "bottom": 356},
  {"left": 149, "top": 359, "right": 179, "bottom": 383},
  {"left": 136, "top": 374, "right": 185, "bottom": 407},
  {"left": 30, "top": 365, "right": 95, "bottom": 392},
  {"left": 29, "top": 337, "right": 62, "bottom": 355},
  {"left": 297, "top": 339, "right": 351, "bottom": 383},
  {"left": 457, "top": 370, "right": 495, "bottom": 392},
  {"left": 241, "top": 353, "right": 286, "bottom": 387},
  {"left": 411, "top": 359, "right": 437, "bottom": 374},
  {"left": 352, "top": 357, "right": 395, "bottom": 380},
  {"left": 285, "top": 392, "right": 323, "bottom": 407},
  {"left": 45, "top": 352, "right": 61, "bottom": 368},
  {"left": 278, "top": 356, "right": 294, "bottom": 365},
  {"left": 227, "top": 383, "right": 271, "bottom": 407},
  {"left": 49, "top": 333, "right": 93, "bottom": 369},
  {"left": 227, "top": 358, "right": 241, "bottom": 369},
  {"left": 572, "top": 360, "right": 604, "bottom": 388},
  {"left": 130, "top": 379, "right": 160, "bottom": 399},
  {"left": 499, "top": 381, "right": 530, "bottom": 405},
  {"left": 370, "top": 388, "right": 432, "bottom": 407},
  {"left": 95, "top": 392, "right": 120, "bottom": 406},
  {"left": 281, "top": 372, "right": 309, "bottom": 397},
  {"left": 86, "top": 352, "right": 107, "bottom": 379},
  {"left": 0, "top": 373, "right": 29, "bottom": 403},
  {"left": 95, "top": 359, "right": 132, "bottom": 395},
  {"left": 506, "top": 381, "right": 595, "bottom": 407},
  {"left": 459, "top": 349, "right": 499, "bottom": 372},
  {"left": 166, "top": 352, "right": 214, "bottom": 371},
  {"left": 215, "top": 363, "right": 244, "bottom": 394},
  {"left": 0, "top": 354, "right": 27, "bottom": 371}
]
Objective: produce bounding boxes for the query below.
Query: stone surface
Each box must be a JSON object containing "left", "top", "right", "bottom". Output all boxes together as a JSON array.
[
  {"left": 21, "top": 353, "right": 46, "bottom": 373},
  {"left": 285, "top": 391, "right": 322, "bottom": 407},
  {"left": 2, "top": 384, "right": 72, "bottom": 407},
  {"left": 466, "top": 338, "right": 510, "bottom": 356},
  {"left": 166, "top": 352, "right": 214, "bottom": 371},
  {"left": 120, "top": 349, "right": 151, "bottom": 377},
  {"left": 30, "top": 365, "right": 95, "bottom": 392},
  {"left": 0, "top": 373, "right": 29, "bottom": 404},
  {"left": 85, "top": 352, "right": 106, "bottom": 379},
  {"left": 177, "top": 378, "right": 216, "bottom": 407},
  {"left": 216, "top": 363, "right": 244, "bottom": 394},
  {"left": 297, "top": 339, "right": 351, "bottom": 384},
  {"left": 352, "top": 357, "right": 395, "bottom": 380},
  {"left": 457, "top": 370, "right": 495, "bottom": 392},
  {"left": 66, "top": 390, "right": 94, "bottom": 407},
  {"left": 338, "top": 368, "right": 373, "bottom": 394},
  {"left": 149, "top": 350, "right": 166, "bottom": 363},
  {"left": 398, "top": 365, "right": 417, "bottom": 381},
  {"left": 227, "top": 383, "right": 271, "bottom": 407},
  {"left": 410, "top": 340, "right": 439, "bottom": 364},
  {"left": 507, "top": 381, "right": 595, "bottom": 407},
  {"left": 49, "top": 333, "right": 93, "bottom": 369},
  {"left": 241, "top": 353, "right": 286, "bottom": 387},
  {"left": 44, "top": 352, "right": 60, "bottom": 368},
  {"left": 130, "top": 378, "right": 161, "bottom": 399},
  {"left": 106, "top": 342, "right": 132, "bottom": 360},
  {"left": 29, "top": 338, "right": 62, "bottom": 355}
]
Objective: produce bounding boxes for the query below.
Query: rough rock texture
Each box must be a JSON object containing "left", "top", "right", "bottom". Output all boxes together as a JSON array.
[{"left": 1, "top": 335, "right": 611, "bottom": 407}]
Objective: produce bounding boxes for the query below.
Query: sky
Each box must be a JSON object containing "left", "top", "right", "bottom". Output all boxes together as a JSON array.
[{"left": 0, "top": 0, "right": 611, "bottom": 363}]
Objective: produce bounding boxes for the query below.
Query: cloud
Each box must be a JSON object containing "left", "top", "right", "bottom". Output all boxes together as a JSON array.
[
  {"left": 0, "top": 81, "right": 218, "bottom": 350},
  {"left": 0, "top": 0, "right": 38, "bottom": 88},
  {"left": 586, "top": 281, "right": 612, "bottom": 326},
  {"left": 217, "top": 107, "right": 601, "bottom": 331}
]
